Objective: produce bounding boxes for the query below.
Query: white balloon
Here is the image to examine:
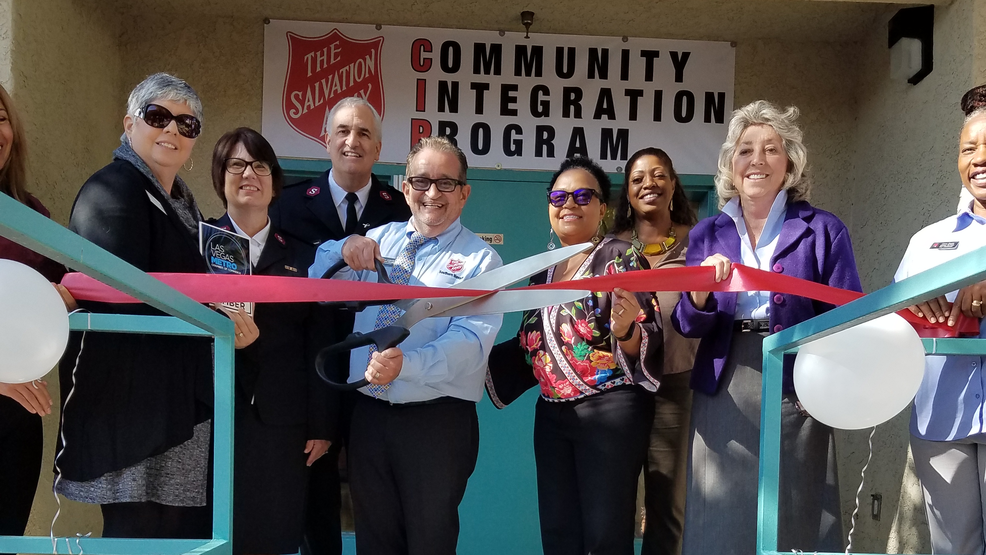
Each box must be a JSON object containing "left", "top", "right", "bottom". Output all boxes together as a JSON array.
[
  {"left": 0, "top": 259, "right": 70, "bottom": 383},
  {"left": 793, "top": 313, "right": 925, "bottom": 430}
]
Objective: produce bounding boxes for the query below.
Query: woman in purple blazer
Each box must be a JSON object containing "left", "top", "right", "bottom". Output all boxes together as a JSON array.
[{"left": 671, "top": 100, "right": 861, "bottom": 555}]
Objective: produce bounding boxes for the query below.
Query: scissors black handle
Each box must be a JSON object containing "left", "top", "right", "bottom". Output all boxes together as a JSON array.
[
  {"left": 319, "top": 258, "right": 394, "bottom": 310},
  {"left": 315, "top": 325, "right": 410, "bottom": 390}
]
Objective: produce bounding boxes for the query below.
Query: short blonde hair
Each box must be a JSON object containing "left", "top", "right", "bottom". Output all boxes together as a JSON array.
[{"left": 714, "top": 100, "right": 811, "bottom": 209}]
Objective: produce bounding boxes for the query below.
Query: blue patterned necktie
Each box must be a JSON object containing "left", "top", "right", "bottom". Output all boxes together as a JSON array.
[{"left": 366, "top": 231, "right": 430, "bottom": 397}]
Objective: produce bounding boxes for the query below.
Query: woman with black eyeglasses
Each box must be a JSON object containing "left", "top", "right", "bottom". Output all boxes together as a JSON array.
[
  {"left": 206, "top": 127, "right": 334, "bottom": 555},
  {"left": 57, "top": 73, "right": 257, "bottom": 538},
  {"left": 486, "top": 157, "right": 662, "bottom": 555}
]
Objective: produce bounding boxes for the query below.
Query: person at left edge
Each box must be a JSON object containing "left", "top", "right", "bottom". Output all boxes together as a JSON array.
[
  {"left": 0, "top": 82, "right": 68, "bottom": 555},
  {"left": 269, "top": 96, "right": 409, "bottom": 555},
  {"left": 309, "top": 136, "right": 503, "bottom": 555},
  {"left": 206, "top": 127, "right": 334, "bottom": 555}
]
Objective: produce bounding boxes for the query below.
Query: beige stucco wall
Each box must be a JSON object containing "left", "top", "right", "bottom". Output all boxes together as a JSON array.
[
  {"left": 11, "top": 0, "right": 124, "bottom": 223},
  {"left": 10, "top": 0, "right": 986, "bottom": 550}
]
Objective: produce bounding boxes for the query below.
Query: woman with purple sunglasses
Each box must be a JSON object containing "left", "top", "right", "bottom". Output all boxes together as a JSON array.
[
  {"left": 486, "top": 156, "right": 662, "bottom": 555},
  {"left": 56, "top": 72, "right": 257, "bottom": 538}
]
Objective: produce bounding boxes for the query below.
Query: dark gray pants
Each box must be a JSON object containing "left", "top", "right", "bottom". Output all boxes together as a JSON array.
[{"left": 681, "top": 332, "right": 843, "bottom": 555}]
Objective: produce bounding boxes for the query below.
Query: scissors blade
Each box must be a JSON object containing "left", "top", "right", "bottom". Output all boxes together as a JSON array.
[
  {"left": 391, "top": 242, "right": 594, "bottom": 311},
  {"left": 430, "top": 289, "right": 591, "bottom": 317},
  {"left": 452, "top": 241, "right": 594, "bottom": 291}
]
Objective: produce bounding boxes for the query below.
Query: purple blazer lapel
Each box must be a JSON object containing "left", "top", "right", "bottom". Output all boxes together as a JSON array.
[
  {"left": 711, "top": 213, "right": 740, "bottom": 314},
  {"left": 772, "top": 201, "right": 812, "bottom": 262},
  {"left": 712, "top": 212, "right": 742, "bottom": 261}
]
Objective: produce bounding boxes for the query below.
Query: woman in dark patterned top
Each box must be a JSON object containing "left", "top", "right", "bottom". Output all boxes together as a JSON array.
[{"left": 487, "top": 156, "right": 662, "bottom": 555}]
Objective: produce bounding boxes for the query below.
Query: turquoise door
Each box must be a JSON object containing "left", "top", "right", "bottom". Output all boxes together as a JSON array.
[{"left": 280, "top": 159, "right": 714, "bottom": 554}]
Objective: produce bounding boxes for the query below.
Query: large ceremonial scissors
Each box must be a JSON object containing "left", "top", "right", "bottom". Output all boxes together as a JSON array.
[{"left": 315, "top": 242, "right": 594, "bottom": 390}]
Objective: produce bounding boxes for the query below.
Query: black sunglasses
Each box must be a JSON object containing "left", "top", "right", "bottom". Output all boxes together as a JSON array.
[
  {"left": 407, "top": 176, "right": 465, "bottom": 193},
  {"left": 547, "top": 188, "right": 602, "bottom": 207},
  {"left": 135, "top": 103, "right": 202, "bottom": 139}
]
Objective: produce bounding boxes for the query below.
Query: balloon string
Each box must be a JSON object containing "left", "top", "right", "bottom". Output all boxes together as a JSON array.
[
  {"left": 52, "top": 311, "right": 90, "bottom": 554},
  {"left": 846, "top": 426, "right": 877, "bottom": 554}
]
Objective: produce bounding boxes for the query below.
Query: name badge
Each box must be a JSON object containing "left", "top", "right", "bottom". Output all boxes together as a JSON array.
[{"left": 931, "top": 241, "right": 959, "bottom": 250}]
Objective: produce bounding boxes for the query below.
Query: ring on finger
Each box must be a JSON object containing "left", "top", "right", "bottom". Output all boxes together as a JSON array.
[
  {"left": 236, "top": 332, "right": 245, "bottom": 338},
  {"left": 616, "top": 308, "right": 625, "bottom": 316},
  {"left": 974, "top": 300, "right": 983, "bottom": 308}
]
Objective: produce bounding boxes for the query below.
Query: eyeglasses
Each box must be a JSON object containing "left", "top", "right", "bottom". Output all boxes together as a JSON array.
[
  {"left": 134, "top": 104, "right": 202, "bottom": 139},
  {"left": 225, "top": 158, "right": 273, "bottom": 176},
  {"left": 547, "top": 188, "right": 602, "bottom": 207},
  {"left": 406, "top": 176, "right": 465, "bottom": 193}
]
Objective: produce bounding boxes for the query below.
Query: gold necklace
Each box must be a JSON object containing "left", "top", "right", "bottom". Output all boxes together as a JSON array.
[{"left": 632, "top": 226, "right": 676, "bottom": 256}]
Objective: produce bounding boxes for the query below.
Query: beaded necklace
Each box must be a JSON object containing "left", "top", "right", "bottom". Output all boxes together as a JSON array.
[{"left": 631, "top": 226, "right": 676, "bottom": 256}]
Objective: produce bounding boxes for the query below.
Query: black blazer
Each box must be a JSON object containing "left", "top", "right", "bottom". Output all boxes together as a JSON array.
[
  {"left": 269, "top": 171, "right": 411, "bottom": 269},
  {"left": 58, "top": 158, "right": 212, "bottom": 482},
  {"left": 269, "top": 171, "right": 412, "bottom": 397},
  {"left": 210, "top": 215, "right": 336, "bottom": 439}
]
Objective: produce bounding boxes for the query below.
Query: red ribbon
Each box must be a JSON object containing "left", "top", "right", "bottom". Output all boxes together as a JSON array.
[{"left": 61, "top": 265, "right": 975, "bottom": 337}]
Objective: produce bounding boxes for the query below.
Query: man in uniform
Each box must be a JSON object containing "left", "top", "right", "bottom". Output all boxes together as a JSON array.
[{"left": 270, "top": 96, "right": 410, "bottom": 555}]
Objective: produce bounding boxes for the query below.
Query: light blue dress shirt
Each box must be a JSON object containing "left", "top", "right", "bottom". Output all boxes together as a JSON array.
[
  {"left": 722, "top": 189, "right": 789, "bottom": 320},
  {"left": 895, "top": 204, "right": 986, "bottom": 441},
  {"left": 309, "top": 218, "right": 504, "bottom": 403}
]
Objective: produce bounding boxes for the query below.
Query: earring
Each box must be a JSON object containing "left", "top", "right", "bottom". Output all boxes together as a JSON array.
[
  {"left": 669, "top": 198, "right": 674, "bottom": 212},
  {"left": 183, "top": 158, "right": 194, "bottom": 172},
  {"left": 626, "top": 204, "right": 632, "bottom": 218},
  {"left": 547, "top": 228, "right": 557, "bottom": 250},
  {"left": 593, "top": 221, "right": 604, "bottom": 244}
]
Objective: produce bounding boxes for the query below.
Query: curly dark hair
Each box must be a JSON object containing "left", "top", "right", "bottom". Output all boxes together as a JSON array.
[
  {"left": 612, "top": 147, "right": 697, "bottom": 234},
  {"left": 961, "top": 84, "right": 986, "bottom": 118},
  {"left": 546, "top": 157, "right": 611, "bottom": 204}
]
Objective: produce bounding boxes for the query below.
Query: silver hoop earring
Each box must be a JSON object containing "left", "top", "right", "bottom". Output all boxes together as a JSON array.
[
  {"left": 547, "top": 228, "right": 557, "bottom": 250},
  {"left": 183, "top": 158, "right": 194, "bottom": 172}
]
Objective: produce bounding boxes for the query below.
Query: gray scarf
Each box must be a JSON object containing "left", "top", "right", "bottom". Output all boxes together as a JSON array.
[{"left": 113, "top": 135, "right": 202, "bottom": 240}]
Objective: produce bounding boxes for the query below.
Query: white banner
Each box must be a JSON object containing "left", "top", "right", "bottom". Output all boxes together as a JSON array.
[{"left": 262, "top": 20, "right": 734, "bottom": 174}]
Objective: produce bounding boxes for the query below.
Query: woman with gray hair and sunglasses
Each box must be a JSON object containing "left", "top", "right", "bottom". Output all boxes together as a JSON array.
[
  {"left": 671, "top": 100, "right": 861, "bottom": 554},
  {"left": 56, "top": 72, "right": 257, "bottom": 538}
]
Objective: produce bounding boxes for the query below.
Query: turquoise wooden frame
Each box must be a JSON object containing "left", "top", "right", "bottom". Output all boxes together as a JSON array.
[
  {"left": 758, "top": 244, "right": 986, "bottom": 555},
  {"left": 0, "top": 193, "right": 236, "bottom": 555}
]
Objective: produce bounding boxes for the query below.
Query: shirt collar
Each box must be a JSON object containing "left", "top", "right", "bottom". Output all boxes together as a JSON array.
[
  {"left": 403, "top": 218, "right": 462, "bottom": 250},
  {"left": 721, "top": 189, "right": 789, "bottom": 223},
  {"left": 229, "top": 216, "right": 271, "bottom": 264},
  {"left": 328, "top": 170, "right": 372, "bottom": 210},
  {"left": 954, "top": 201, "right": 986, "bottom": 232}
]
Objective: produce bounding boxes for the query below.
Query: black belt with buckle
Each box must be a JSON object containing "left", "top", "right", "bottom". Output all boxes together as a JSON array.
[{"left": 734, "top": 319, "right": 770, "bottom": 333}]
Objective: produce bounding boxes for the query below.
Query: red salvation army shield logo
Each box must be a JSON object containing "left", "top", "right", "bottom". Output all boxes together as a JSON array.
[
  {"left": 447, "top": 258, "right": 465, "bottom": 273},
  {"left": 281, "top": 30, "right": 385, "bottom": 147}
]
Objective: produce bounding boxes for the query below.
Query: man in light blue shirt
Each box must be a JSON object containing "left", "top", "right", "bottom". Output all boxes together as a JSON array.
[{"left": 309, "top": 136, "right": 502, "bottom": 555}]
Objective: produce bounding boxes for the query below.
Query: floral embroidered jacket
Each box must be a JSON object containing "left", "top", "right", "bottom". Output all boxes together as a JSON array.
[{"left": 487, "top": 237, "right": 663, "bottom": 406}]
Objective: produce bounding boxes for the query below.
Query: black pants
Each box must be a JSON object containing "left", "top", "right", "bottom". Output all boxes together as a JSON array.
[
  {"left": 349, "top": 395, "right": 479, "bottom": 555},
  {"left": 642, "top": 371, "right": 693, "bottom": 555},
  {"left": 535, "top": 387, "right": 655, "bottom": 555},
  {"left": 303, "top": 389, "right": 358, "bottom": 555},
  {"left": 100, "top": 502, "right": 210, "bottom": 539},
  {"left": 0, "top": 397, "right": 43, "bottom": 554}
]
